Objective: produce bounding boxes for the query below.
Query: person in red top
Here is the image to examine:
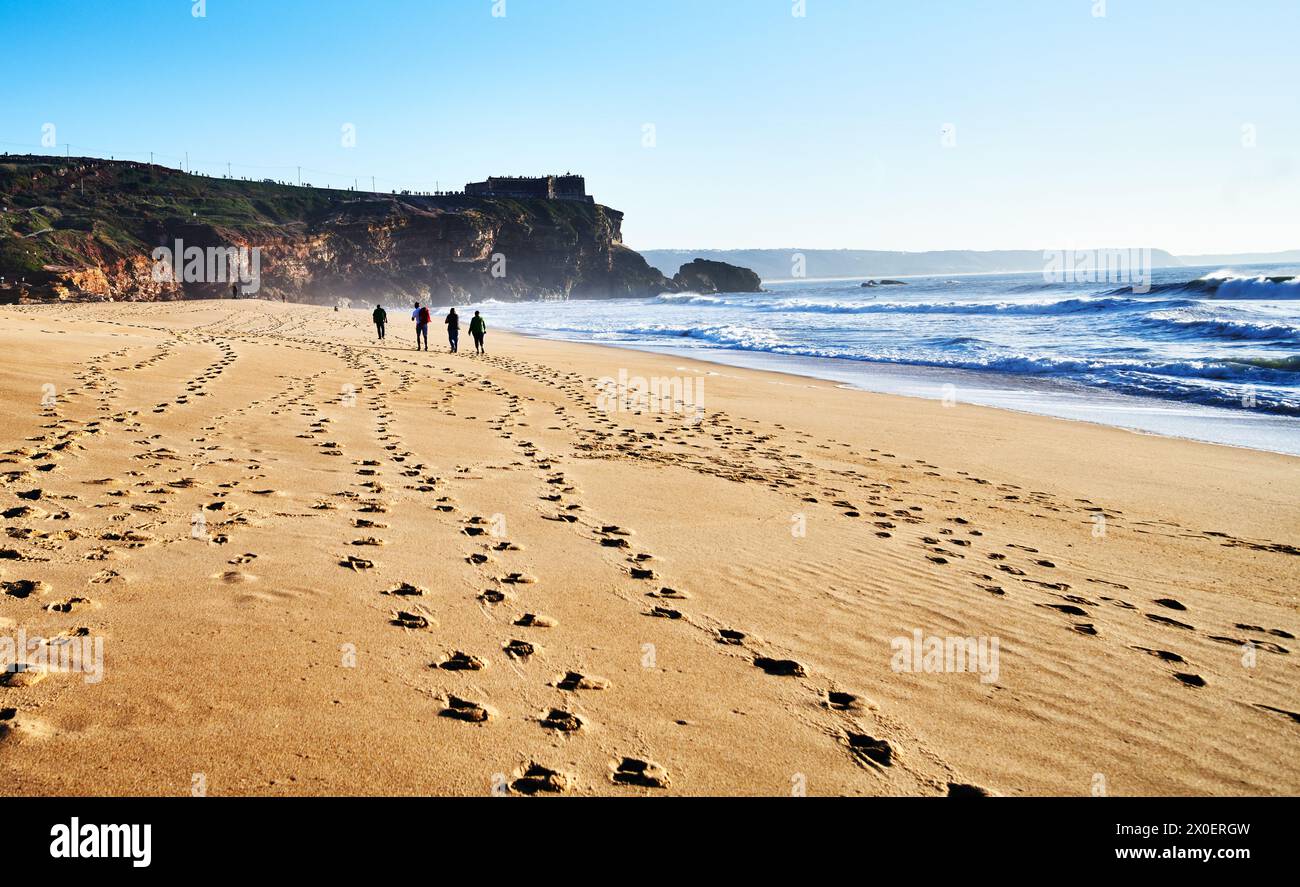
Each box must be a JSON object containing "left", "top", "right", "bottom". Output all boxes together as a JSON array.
[{"left": 411, "top": 302, "right": 430, "bottom": 351}]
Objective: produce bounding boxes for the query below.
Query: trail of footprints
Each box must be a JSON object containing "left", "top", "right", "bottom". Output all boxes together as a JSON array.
[{"left": 4, "top": 304, "right": 1296, "bottom": 789}]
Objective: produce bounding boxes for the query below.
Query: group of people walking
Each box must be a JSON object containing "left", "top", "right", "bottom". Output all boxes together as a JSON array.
[{"left": 370, "top": 303, "right": 487, "bottom": 354}]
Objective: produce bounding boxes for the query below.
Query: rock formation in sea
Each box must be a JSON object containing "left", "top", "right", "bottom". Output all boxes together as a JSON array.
[{"left": 671, "top": 258, "right": 763, "bottom": 294}]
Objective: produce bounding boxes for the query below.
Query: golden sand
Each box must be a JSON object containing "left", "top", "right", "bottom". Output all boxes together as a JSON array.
[{"left": 0, "top": 300, "right": 1295, "bottom": 796}]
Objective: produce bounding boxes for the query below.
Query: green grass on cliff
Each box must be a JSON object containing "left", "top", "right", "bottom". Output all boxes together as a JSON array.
[
  {"left": 0, "top": 155, "right": 631, "bottom": 296},
  {"left": 0, "top": 155, "right": 618, "bottom": 285}
]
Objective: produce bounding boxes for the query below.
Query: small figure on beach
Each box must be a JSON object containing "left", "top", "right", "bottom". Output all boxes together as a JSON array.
[
  {"left": 412, "top": 302, "right": 430, "bottom": 351},
  {"left": 445, "top": 308, "right": 460, "bottom": 353},
  {"left": 373, "top": 304, "right": 387, "bottom": 341},
  {"left": 231, "top": 283, "right": 239, "bottom": 300},
  {"left": 469, "top": 310, "right": 486, "bottom": 354}
]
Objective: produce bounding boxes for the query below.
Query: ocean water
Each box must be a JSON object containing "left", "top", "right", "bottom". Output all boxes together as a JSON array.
[{"left": 448, "top": 264, "right": 1300, "bottom": 455}]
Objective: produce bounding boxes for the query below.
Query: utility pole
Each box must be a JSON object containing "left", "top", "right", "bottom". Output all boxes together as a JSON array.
[
  {"left": 371, "top": 176, "right": 375, "bottom": 193},
  {"left": 228, "top": 162, "right": 232, "bottom": 177},
  {"left": 298, "top": 166, "right": 302, "bottom": 186},
  {"left": 185, "top": 151, "right": 189, "bottom": 173}
]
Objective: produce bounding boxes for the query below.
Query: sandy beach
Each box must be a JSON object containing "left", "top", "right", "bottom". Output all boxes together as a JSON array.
[{"left": 0, "top": 299, "right": 1296, "bottom": 797}]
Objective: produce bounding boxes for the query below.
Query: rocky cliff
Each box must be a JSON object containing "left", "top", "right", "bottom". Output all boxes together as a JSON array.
[{"left": 0, "top": 156, "right": 676, "bottom": 304}]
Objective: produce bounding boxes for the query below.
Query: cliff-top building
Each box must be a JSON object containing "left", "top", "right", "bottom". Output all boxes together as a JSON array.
[{"left": 465, "top": 175, "right": 593, "bottom": 203}]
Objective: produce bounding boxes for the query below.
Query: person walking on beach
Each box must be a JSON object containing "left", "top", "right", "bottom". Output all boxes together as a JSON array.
[
  {"left": 412, "top": 302, "right": 430, "bottom": 351},
  {"left": 469, "top": 310, "right": 487, "bottom": 354},
  {"left": 445, "top": 308, "right": 460, "bottom": 353},
  {"left": 373, "top": 304, "right": 387, "bottom": 341}
]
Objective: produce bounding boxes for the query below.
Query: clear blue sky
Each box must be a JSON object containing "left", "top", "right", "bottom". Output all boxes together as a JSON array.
[{"left": 2, "top": 0, "right": 1296, "bottom": 254}]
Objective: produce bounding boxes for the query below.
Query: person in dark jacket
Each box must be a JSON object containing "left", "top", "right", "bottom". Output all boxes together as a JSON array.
[
  {"left": 469, "top": 311, "right": 487, "bottom": 354},
  {"left": 373, "top": 304, "right": 387, "bottom": 340},
  {"left": 445, "top": 308, "right": 460, "bottom": 353}
]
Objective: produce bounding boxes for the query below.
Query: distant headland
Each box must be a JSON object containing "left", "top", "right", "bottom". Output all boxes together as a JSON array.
[{"left": 0, "top": 156, "right": 759, "bottom": 304}]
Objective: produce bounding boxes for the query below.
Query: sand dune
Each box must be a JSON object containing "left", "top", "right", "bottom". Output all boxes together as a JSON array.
[{"left": 0, "top": 299, "right": 1296, "bottom": 796}]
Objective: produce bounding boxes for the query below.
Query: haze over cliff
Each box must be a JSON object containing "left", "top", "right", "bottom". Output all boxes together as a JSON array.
[{"left": 0, "top": 156, "right": 675, "bottom": 304}]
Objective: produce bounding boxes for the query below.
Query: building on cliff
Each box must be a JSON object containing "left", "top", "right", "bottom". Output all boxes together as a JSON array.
[{"left": 465, "top": 175, "right": 594, "bottom": 203}]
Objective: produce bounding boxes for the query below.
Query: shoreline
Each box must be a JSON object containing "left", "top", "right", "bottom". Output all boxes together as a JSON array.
[{"left": 498, "top": 326, "right": 1300, "bottom": 458}]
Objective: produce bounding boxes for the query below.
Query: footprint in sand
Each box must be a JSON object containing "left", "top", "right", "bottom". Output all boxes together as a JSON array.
[
  {"left": 1131, "top": 646, "right": 1186, "bottom": 663},
  {"left": 440, "top": 696, "right": 491, "bottom": 723},
  {"left": 384, "top": 583, "right": 426, "bottom": 598},
  {"left": 1147, "top": 613, "right": 1194, "bottom": 631},
  {"left": 824, "top": 690, "right": 871, "bottom": 712},
  {"left": 438, "top": 652, "right": 486, "bottom": 671},
  {"left": 540, "top": 709, "right": 583, "bottom": 732},
  {"left": 647, "top": 606, "right": 683, "bottom": 620},
  {"left": 1207, "top": 635, "right": 1289, "bottom": 655},
  {"left": 1236, "top": 623, "right": 1295, "bottom": 640},
  {"left": 555, "top": 671, "right": 608, "bottom": 691},
  {"left": 45, "top": 596, "right": 95, "bottom": 613},
  {"left": 846, "top": 733, "right": 894, "bottom": 768},
  {"left": 754, "top": 656, "right": 806, "bottom": 677},
  {"left": 514, "top": 613, "right": 556, "bottom": 628},
  {"left": 2, "top": 579, "right": 49, "bottom": 598},
  {"left": 647, "top": 587, "right": 689, "bottom": 600},
  {"left": 0, "top": 708, "right": 54, "bottom": 742},
  {"left": 611, "top": 757, "right": 669, "bottom": 789},
  {"left": 1252, "top": 704, "right": 1300, "bottom": 726},
  {"left": 1039, "top": 603, "right": 1088, "bottom": 617},
  {"left": 511, "top": 763, "right": 571, "bottom": 795},
  {"left": 0, "top": 663, "right": 49, "bottom": 688},
  {"left": 392, "top": 611, "right": 434, "bottom": 630},
  {"left": 947, "top": 783, "right": 992, "bottom": 797},
  {"left": 503, "top": 639, "right": 536, "bottom": 660}
]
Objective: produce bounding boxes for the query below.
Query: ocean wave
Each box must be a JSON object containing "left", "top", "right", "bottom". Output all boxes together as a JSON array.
[
  {"left": 598, "top": 322, "right": 1299, "bottom": 382},
  {"left": 507, "top": 314, "right": 1300, "bottom": 415},
  {"left": 1105, "top": 273, "right": 1299, "bottom": 299},
  {"left": 654, "top": 292, "right": 730, "bottom": 305},
  {"left": 1225, "top": 354, "right": 1300, "bottom": 372},
  {"left": 1139, "top": 309, "right": 1300, "bottom": 343},
  {"left": 759, "top": 297, "right": 1196, "bottom": 316}
]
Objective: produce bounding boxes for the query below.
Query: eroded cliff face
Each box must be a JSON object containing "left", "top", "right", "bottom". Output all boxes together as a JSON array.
[{"left": 0, "top": 157, "right": 675, "bottom": 305}]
